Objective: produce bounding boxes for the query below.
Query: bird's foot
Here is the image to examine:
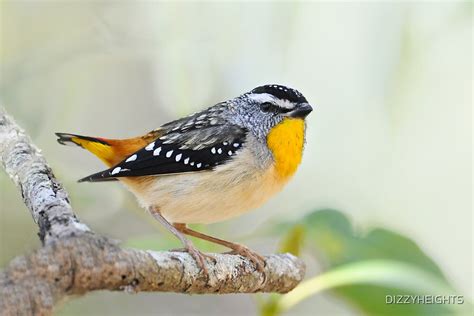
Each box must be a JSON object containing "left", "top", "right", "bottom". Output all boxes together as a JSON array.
[
  {"left": 172, "top": 242, "right": 216, "bottom": 275},
  {"left": 225, "top": 244, "right": 266, "bottom": 272}
]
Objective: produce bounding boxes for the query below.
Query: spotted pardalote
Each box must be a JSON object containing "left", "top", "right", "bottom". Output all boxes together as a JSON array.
[{"left": 56, "top": 84, "right": 313, "bottom": 274}]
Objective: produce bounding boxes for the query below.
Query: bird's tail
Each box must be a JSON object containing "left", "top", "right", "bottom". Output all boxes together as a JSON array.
[
  {"left": 55, "top": 133, "right": 119, "bottom": 166},
  {"left": 56, "top": 130, "right": 162, "bottom": 169}
]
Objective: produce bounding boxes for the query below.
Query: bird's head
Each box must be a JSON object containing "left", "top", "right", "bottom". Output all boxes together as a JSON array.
[{"left": 228, "top": 84, "right": 313, "bottom": 140}]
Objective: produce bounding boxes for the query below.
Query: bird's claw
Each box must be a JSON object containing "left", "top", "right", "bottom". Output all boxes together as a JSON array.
[
  {"left": 172, "top": 243, "right": 216, "bottom": 276},
  {"left": 225, "top": 244, "right": 266, "bottom": 272}
]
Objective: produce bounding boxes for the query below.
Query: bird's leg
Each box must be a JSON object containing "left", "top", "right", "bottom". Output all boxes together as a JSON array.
[
  {"left": 148, "top": 208, "right": 213, "bottom": 275},
  {"left": 174, "top": 224, "right": 266, "bottom": 272},
  {"left": 171, "top": 224, "right": 217, "bottom": 263}
]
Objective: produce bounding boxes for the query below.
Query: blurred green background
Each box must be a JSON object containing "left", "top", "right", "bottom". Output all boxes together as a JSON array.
[{"left": 0, "top": 1, "right": 472, "bottom": 315}]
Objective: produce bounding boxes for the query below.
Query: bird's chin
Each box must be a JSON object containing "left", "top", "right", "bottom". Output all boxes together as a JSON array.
[{"left": 287, "top": 103, "right": 313, "bottom": 119}]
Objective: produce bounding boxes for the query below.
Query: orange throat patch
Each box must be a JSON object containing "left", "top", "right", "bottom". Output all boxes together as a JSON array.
[{"left": 266, "top": 118, "right": 306, "bottom": 179}]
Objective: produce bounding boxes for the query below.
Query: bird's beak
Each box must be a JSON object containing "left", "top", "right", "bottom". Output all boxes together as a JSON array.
[{"left": 288, "top": 103, "right": 313, "bottom": 119}]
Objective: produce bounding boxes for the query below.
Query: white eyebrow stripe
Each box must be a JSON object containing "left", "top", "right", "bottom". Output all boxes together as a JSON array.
[
  {"left": 275, "top": 98, "right": 296, "bottom": 110},
  {"left": 247, "top": 93, "right": 275, "bottom": 104},
  {"left": 248, "top": 92, "right": 295, "bottom": 109}
]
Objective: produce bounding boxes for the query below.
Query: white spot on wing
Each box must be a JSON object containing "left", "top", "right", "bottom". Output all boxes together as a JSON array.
[
  {"left": 233, "top": 143, "right": 240, "bottom": 147},
  {"left": 126, "top": 154, "right": 137, "bottom": 162},
  {"left": 196, "top": 163, "right": 202, "bottom": 168},
  {"left": 111, "top": 167, "right": 121, "bottom": 175},
  {"left": 153, "top": 147, "right": 162, "bottom": 156},
  {"left": 145, "top": 142, "right": 155, "bottom": 151},
  {"left": 228, "top": 151, "right": 233, "bottom": 156},
  {"left": 175, "top": 153, "right": 182, "bottom": 162},
  {"left": 211, "top": 147, "right": 216, "bottom": 154},
  {"left": 166, "top": 150, "right": 173, "bottom": 158},
  {"left": 184, "top": 157, "right": 190, "bottom": 164},
  {"left": 217, "top": 148, "right": 222, "bottom": 154}
]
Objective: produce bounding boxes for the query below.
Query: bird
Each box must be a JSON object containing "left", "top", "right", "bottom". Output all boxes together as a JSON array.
[{"left": 56, "top": 84, "right": 313, "bottom": 274}]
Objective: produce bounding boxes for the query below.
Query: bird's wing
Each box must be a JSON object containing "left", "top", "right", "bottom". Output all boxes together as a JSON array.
[{"left": 79, "top": 108, "right": 248, "bottom": 182}]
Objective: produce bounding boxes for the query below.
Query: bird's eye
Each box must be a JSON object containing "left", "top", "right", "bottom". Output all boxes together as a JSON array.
[{"left": 260, "top": 102, "right": 274, "bottom": 112}]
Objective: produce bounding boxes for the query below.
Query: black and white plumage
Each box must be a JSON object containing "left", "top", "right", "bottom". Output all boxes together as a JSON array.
[
  {"left": 77, "top": 84, "right": 312, "bottom": 183},
  {"left": 79, "top": 109, "right": 247, "bottom": 182}
]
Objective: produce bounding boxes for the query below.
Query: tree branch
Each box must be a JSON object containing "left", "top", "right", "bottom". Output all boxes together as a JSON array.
[
  {"left": 0, "top": 107, "right": 306, "bottom": 315},
  {"left": 0, "top": 108, "right": 87, "bottom": 243}
]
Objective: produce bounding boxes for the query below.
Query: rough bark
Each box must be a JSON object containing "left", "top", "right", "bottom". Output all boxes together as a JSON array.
[{"left": 0, "top": 107, "right": 306, "bottom": 315}]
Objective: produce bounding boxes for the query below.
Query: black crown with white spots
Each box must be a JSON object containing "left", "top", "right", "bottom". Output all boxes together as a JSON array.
[{"left": 251, "top": 84, "right": 307, "bottom": 104}]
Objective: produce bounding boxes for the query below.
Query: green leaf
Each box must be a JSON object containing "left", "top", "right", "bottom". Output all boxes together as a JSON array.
[
  {"left": 274, "top": 260, "right": 466, "bottom": 315},
  {"left": 260, "top": 209, "right": 469, "bottom": 316},
  {"left": 302, "top": 209, "right": 446, "bottom": 280},
  {"left": 278, "top": 224, "right": 305, "bottom": 256}
]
